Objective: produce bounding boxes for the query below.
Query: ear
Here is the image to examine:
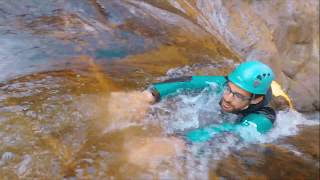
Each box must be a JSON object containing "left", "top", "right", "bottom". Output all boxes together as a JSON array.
[{"left": 250, "top": 96, "right": 264, "bottom": 105}]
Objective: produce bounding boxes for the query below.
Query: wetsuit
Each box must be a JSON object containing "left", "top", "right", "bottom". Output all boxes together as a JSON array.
[{"left": 149, "top": 76, "right": 276, "bottom": 143}]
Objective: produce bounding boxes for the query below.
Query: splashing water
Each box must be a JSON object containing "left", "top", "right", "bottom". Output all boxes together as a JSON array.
[
  {"left": 147, "top": 95, "right": 319, "bottom": 179},
  {"left": 143, "top": 65, "right": 319, "bottom": 179},
  {"left": 0, "top": 0, "right": 317, "bottom": 178},
  {"left": 148, "top": 84, "right": 236, "bottom": 134},
  {"left": 264, "top": 110, "right": 319, "bottom": 142}
]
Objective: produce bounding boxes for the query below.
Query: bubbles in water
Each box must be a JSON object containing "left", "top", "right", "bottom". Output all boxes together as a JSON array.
[
  {"left": 0, "top": 152, "right": 16, "bottom": 166},
  {"left": 261, "top": 109, "right": 319, "bottom": 143},
  {"left": 1, "top": 152, "right": 15, "bottom": 162},
  {"left": 15, "top": 155, "right": 33, "bottom": 177},
  {"left": 148, "top": 85, "right": 227, "bottom": 134}
]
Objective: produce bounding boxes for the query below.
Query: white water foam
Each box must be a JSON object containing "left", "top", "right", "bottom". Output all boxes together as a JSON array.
[
  {"left": 261, "top": 109, "right": 319, "bottom": 143},
  {"left": 150, "top": 94, "right": 319, "bottom": 179},
  {"left": 145, "top": 65, "right": 320, "bottom": 179}
]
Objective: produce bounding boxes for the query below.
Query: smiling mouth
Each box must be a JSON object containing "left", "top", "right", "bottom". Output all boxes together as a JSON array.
[{"left": 221, "top": 100, "right": 232, "bottom": 110}]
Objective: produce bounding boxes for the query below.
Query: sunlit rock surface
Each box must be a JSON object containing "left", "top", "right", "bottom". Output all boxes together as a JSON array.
[
  {"left": 164, "top": 0, "right": 319, "bottom": 112},
  {"left": 2, "top": 0, "right": 318, "bottom": 111},
  {"left": 0, "top": 0, "right": 319, "bottom": 179},
  {"left": 0, "top": 0, "right": 236, "bottom": 86}
]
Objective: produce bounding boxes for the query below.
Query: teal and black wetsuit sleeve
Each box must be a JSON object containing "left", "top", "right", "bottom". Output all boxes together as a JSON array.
[
  {"left": 149, "top": 76, "right": 227, "bottom": 102},
  {"left": 185, "top": 113, "right": 273, "bottom": 143}
]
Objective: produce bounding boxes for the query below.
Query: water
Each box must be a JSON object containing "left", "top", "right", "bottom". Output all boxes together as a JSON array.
[
  {"left": 0, "top": 0, "right": 319, "bottom": 179},
  {"left": 1, "top": 66, "right": 317, "bottom": 179},
  {"left": 144, "top": 68, "right": 319, "bottom": 179}
]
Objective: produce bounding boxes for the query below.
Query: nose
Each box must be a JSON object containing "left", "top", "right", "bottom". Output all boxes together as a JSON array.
[{"left": 223, "top": 92, "right": 234, "bottom": 102}]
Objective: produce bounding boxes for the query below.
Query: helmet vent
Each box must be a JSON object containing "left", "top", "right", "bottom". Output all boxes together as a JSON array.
[
  {"left": 228, "top": 60, "right": 274, "bottom": 94},
  {"left": 256, "top": 75, "right": 262, "bottom": 80}
]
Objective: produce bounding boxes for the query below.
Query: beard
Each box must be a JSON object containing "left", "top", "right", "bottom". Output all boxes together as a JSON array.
[
  {"left": 219, "top": 99, "right": 233, "bottom": 112},
  {"left": 219, "top": 98, "right": 248, "bottom": 114}
]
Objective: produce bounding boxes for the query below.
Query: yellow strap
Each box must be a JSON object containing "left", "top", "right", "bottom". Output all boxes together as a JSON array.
[{"left": 271, "top": 81, "right": 293, "bottom": 109}]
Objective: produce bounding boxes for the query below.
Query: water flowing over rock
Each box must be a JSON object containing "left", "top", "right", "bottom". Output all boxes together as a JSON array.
[
  {"left": 0, "top": 1, "right": 319, "bottom": 179},
  {"left": 2, "top": 0, "right": 317, "bottom": 111},
  {"left": 0, "top": 0, "right": 236, "bottom": 86}
]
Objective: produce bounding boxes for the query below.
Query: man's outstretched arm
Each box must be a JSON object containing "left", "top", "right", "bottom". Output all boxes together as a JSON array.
[{"left": 146, "top": 76, "right": 227, "bottom": 102}]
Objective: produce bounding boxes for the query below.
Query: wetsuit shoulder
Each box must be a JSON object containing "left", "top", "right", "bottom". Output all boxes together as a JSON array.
[
  {"left": 240, "top": 112, "right": 274, "bottom": 134},
  {"left": 255, "top": 107, "right": 276, "bottom": 124}
]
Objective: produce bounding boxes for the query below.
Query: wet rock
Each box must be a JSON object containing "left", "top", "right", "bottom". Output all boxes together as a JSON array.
[
  {"left": 287, "top": 60, "right": 320, "bottom": 111},
  {"left": 270, "top": 96, "right": 291, "bottom": 111},
  {"left": 285, "top": 126, "right": 320, "bottom": 160},
  {"left": 214, "top": 155, "right": 247, "bottom": 179},
  {"left": 257, "top": 145, "right": 319, "bottom": 179},
  {"left": 167, "top": 0, "right": 319, "bottom": 112},
  {"left": 0, "top": 2, "right": 318, "bottom": 178},
  {"left": 214, "top": 144, "right": 319, "bottom": 179}
]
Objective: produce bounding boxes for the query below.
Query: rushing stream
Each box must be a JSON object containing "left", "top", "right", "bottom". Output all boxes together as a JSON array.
[{"left": 0, "top": 0, "right": 319, "bottom": 179}]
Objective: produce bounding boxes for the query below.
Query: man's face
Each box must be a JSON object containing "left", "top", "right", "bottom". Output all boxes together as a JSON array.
[{"left": 220, "top": 82, "right": 252, "bottom": 113}]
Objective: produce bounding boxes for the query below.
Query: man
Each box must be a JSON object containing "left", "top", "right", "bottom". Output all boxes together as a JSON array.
[{"left": 143, "top": 60, "right": 276, "bottom": 142}]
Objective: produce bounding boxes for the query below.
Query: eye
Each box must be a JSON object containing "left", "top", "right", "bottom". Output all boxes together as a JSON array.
[{"left": 234, "top": 92, "right": 244, "bottom": 99}]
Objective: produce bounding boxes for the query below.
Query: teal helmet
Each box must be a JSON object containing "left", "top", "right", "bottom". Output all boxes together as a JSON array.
[{"left": 227, "top": 61, "right": 274, "bottom": 95}]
